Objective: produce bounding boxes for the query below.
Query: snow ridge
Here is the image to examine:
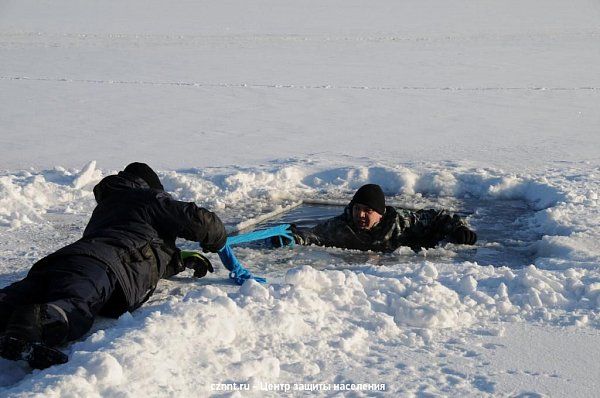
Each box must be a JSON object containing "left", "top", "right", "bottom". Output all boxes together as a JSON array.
[{"left": 0, "top": 160, "right": 598, "bottom": 396}]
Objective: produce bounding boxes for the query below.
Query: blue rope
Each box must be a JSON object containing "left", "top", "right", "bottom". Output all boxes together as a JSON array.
[
  {"left": 226, "top": 224, "right": 294, "bottom": 246},
  {"left": 218, "top": 245, "right": 266, "bottom": 285}
]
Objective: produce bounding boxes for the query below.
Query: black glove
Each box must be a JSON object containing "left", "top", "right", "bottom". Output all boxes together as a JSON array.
[
  {"left": 270, "top": 224, "right": 300, "bottom": 248},
  {"left": 181, "top": 251, "right": 215, "bottom": 278},
  {"left": 449, "top": 226, "right": 477, "bottom": 245}
]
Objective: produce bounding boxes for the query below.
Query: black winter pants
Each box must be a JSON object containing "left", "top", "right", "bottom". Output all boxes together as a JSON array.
[{"left": 0, "top": 255, "right": 119, "bottom": 345}]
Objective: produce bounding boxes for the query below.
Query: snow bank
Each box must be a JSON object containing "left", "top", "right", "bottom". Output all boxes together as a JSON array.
[
  {"left": 300, "top": 164, "right": 566, "bottom": 209},
  {"left": 0, "top": 161, "right": 101, "bottom": 228},
  {"left": 4, "top": 257, "right": 599, "bottom": 396},
  {"left": 0, "top": 160, "right": 567, "bottom": 226},
  {"left": 3, "top": 159, "right": 594, "bottom": 269},
  {"left": 0, "top": 159, "right": 598, "bottom": 396},
  {"left": 2, "top": 0, "right": 599, "bottom": 394}
]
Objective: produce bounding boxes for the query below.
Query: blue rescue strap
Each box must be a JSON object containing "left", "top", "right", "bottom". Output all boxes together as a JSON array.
[
  {"left": 226, "top": 224, "right": 294, "bottom": 247},
  {"left": 218, "top": 244, "right": 267, "bottom": 285}
]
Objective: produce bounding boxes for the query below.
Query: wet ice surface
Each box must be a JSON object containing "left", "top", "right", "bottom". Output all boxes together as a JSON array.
[
  {"left": 465, "top": 199, "right": 540, "bottom": 268},
  {"left": 0, "top": 198, "right": 537, "bottom": 291},
  {"left": 226, "top": 199, "right": 539, "bottom": 270}
]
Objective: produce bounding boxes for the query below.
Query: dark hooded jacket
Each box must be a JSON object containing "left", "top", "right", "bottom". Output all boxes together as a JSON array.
[
  {"left": 294, "top": 203, "right": 468, "bottom": 252},
  {"left": 30, "top": 171, "right": 227, "bottom": 313}
]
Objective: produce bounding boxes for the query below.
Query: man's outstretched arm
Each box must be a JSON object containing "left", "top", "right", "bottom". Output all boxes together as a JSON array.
[
  {"left": 271, "top": 223, "right": 321, "bottom": 247},
  {"left": 155, "top": 193, "right": 227, "bottom": 252},
  {"left": 272, "top": 216, "right": 354, "bottom": 248},
  {"left": 400, "top": 209, "right": 477, "bottom": 248}
]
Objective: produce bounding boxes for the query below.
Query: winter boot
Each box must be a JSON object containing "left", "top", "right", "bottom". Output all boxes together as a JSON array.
[
  {"left": 0, "top": 304, "right": 69, "bottom": 369},
  {"left": 0, "top": 335, "right": 68, "bottom": 369},
  {"left": 0, "top": 335, "right": 30, "bottom": 362},
  {"left": 3, "top": 304, "right": 43, "bottom": 344}
]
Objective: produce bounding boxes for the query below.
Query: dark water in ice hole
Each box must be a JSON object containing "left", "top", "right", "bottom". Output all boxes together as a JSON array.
[{"left": 228, "top": 199, "right": 541, "bottom": 269}]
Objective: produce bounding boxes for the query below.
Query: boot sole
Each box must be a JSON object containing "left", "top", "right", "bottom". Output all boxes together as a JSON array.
[
  {"left": 0, "top": 336, "right": 68, "bottom": 369},
  {"left": 0, "top": 336, "right": 29, "bottom": 361}
]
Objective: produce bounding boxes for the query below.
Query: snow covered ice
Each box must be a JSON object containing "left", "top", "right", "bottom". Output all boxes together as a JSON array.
[{"left": 1, "top": 0, "right": 600, "bottom": 397}]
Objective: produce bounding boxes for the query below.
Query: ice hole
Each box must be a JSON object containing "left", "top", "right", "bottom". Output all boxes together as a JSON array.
[{"left": 228, "top": 198, "right": 541, "bottom": 269}]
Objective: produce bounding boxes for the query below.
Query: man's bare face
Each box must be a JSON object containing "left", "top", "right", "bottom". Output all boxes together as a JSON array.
[{"left": 352, "top": 203, "right": 383, "bottom": 231}]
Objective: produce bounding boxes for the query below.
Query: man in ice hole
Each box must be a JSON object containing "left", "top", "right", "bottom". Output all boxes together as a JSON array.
[{"left": 273, "top": 184, "right": 477, "bottom": 252}]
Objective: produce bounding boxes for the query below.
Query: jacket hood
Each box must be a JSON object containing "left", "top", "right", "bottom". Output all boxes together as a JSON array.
[{"left": 93, "top": 171, "right": 159, "bottom": 204}]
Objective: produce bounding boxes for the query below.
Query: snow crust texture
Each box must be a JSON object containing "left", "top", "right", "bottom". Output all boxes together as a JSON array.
[
  {"left": 2, "top": 0, "right": 600, "bottom": 396},
  {"left": 1, "top": 159, "right": 599, "bottom": 397}
]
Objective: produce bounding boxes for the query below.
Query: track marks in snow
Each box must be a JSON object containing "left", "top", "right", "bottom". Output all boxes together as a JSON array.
[
  {"left": 2, "top": 75, "right": 599, "bottom": 92},
  {"left": 1, "top": 30, "right": 599, "bottom": 46}
]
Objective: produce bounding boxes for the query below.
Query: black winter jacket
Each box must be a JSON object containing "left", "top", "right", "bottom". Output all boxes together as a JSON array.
[
  {"left": 30, "top": 171, "right": 227, "bottom": 312},
  {"left": 294, "top": 205, "right": 468, "bottom": 252}
]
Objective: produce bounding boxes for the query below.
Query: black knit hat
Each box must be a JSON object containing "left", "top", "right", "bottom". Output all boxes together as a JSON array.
[
  {"left": 123, "top": 162, "right": 164, "bottom": 190},
  {"left": 351, "top": 184, "right": 386, "bottom": 215}
]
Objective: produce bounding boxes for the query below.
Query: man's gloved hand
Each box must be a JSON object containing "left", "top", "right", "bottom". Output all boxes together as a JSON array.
[
  {"left": 449, "top": 226, "right": 477, "bottom": 245},
  {"left": 270, "top": 224, "right": 300, "bottom": 248},
  {"left": 181, "top": 251, "right": 215, "bottom": 278}
]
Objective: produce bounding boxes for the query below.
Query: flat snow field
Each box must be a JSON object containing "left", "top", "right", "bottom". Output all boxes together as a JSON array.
[{"left": 1, "top": 1, "right": 599, "bottom": 397}]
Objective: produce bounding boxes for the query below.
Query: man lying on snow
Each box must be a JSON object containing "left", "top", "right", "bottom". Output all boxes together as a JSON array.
[
  {"left": 0, "top": 162, "right": 227, "bottom": 369},
  {"left": 273, "top": 184, "right": 477, "bottom": 252}
]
